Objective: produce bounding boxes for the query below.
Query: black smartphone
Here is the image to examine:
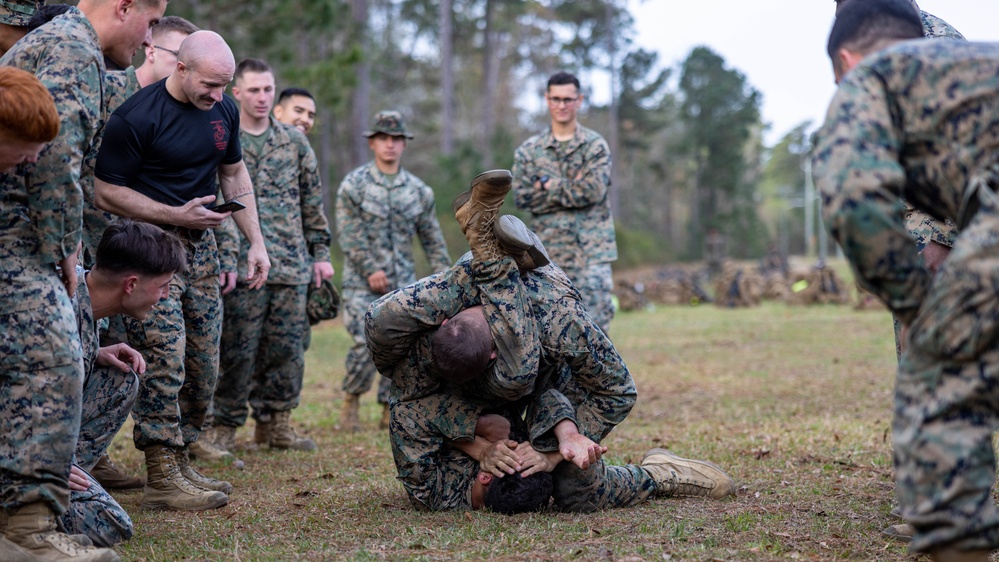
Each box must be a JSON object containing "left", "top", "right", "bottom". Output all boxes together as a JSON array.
[{"left": 208, "top": 200, "right": 246, "bottom": 214}]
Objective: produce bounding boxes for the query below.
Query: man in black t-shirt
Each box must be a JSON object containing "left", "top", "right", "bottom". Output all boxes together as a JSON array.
[{"left": 93, "top": 30, "right": 270, "bottom": 512}]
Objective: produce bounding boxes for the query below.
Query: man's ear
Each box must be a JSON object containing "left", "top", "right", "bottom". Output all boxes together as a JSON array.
[
  {"left": 477, "top": 472, "right": 493, "bottom": 485},
  {"left": 835, "top": 48, "right": 866, "bottom": 83},
  {"left": 490, "top": 350, "right": 497, "bottom": 360},
  {"left": 117, "top": 0, "right": 136, "bottom": 20},
  {"left": 122, "top": 275, "right": 139, "bottom": 295}
]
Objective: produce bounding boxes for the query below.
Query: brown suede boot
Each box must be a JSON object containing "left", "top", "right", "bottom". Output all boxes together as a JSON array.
[
  {"left": 253, "top": 419, "right": 272, "bottom": 448},
  {"left": 177, "top": 447, "right": 233, "bottom": 494},
  {"left": 453, "top": 170, "right": 512, "bottom": 261},
  {"left": 270, "top": 410, "right": 317, "bottom": 451},
  {"left": 641, "top": 448, "right": 735, "bottom": 499},
  {"left": 930, "top": 547, "right": 990, "bottom": 562},
  {"left": 378, "top": 403, "right": 391, "bottom": 430},
  {"left": 90, "top": 454, "right": 145, "bottom": 491},
  {"left": 188, "top": 432, "right": 233, "bottom": 462},
  {"left": 140, "top": 445, "right": 228, "bottom": 511},
  {"left": 2, "top": 502, "right": 119, "bottom": 561},
  {"left": 340, "top": 393, "right": 362, "bottom": 432}
]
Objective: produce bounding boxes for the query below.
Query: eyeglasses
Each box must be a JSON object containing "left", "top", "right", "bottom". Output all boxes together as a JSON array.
[
  {"left": 547, "top": 96, "right": 579, "bottom": 106},
  {"left": 153, "top": 45, "right": 179, "bottom": 57}
]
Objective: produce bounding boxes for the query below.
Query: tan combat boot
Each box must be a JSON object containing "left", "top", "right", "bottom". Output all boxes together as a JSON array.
[
  {"left": 253, "top": 418, "right": 272, "bottom": 448},
  {"left": 177, "top": 447, "right": 233, "bottom": 494},
  {"left": 140, "top": 445, "right": 228, "bottom": 511},
  {"left": 270, "top": 410, "right": 317, "bottom": 451},
  {"left": 188, "top": 426, "right": 234, "bottom": 462},
  {"left": 453, "top": 170, "right": 512, "bottom": 261},
  {"left": 641, "top": 448, "right": 735, "bottom": 499},
  {"left": 930, "top": 548, "right": 990, "bottom": 562},
  {"left": 2, "top": 502, "right": 119, "bottom": 561},
  {"left": 378, "top": 403, "right": 391, "bottom": 430},
  {"left": 340, "top": 393, "right": 362, "bottom": 432},
  {"left": 90, "top": 454, "right": 145, "bottom": 491},
  {"left": 494, "top": 214, "right": 550, "bottom": 272}
]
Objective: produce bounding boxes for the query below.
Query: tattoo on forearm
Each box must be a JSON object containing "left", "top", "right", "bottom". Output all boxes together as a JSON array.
[{"left": 228, "top": 191, "right": 252, "bottom": 201}]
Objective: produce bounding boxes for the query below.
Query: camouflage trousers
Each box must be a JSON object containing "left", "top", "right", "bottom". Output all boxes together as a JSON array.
[
  {"left": 342, "top": 289, "right": 391, "bottom": 403},
  {"left": 107, "top": 231, "right": 222, "bottom": 450},
  {"left": 0, "top": 261, "right": 84, "bottom": 515},
  {"left": 562, "top": 263, "right": 614, "bottom": 334},
  {"left": 213, "top": 283, "right": 309, "bottom": 428},
  {"left": 61, "top": 364, "right": 137, "bottom": 547},
  {"left": 893, "top": 198, "right": 999, "bottom": 553},
  {"left": 552, "top": 460, "right": 657, "bottom": 513}
]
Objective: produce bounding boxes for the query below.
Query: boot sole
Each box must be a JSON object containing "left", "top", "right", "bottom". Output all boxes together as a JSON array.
[
  {"left": 141, "top": 494, "right": 229, "bottom": 511},
  {"left": 495, "top": 215, "right": 550, "bottom": 268},
  {"left": 452, "top": 169, "right": 513, "bottom": 214}
]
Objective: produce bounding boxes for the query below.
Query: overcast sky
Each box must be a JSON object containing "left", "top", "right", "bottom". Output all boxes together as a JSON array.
[{"left": 621, "top": 0, "right": 999, "bottom": 146}]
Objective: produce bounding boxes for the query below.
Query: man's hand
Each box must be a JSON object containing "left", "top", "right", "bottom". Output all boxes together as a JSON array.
[
  {"left": 56, "top": 243, "right": 80, "bottom": 297},
  {"left": 558, "top": 432, "right": 606, "bottom": 470},
  {"left": 313, "top": 261, "right": 335, "bottom": 288},
  {"left": 515, "top": 441, "right": 561, "bottom": 477},
  {"left": 96, "top": 343, "right": 146, "bottom": 374},
  {"left": 480, "top": 439, "right": 520, "bottom": 477},
  {"left": 245, "top": 243, "right": 271, "bottom": 290},
  {"left": 367, "top": 270, "right": 390, "bottom": 294},
  {"left": 174, "top": 195, "right": 232, "bottom": 230},
  {"left": 69, "top": 465, "right": 91, "bottom": 492},
  {"left": 219, "top": 272, "right": 237, "bottom": 295},
  {"left": 920, "top": 240, "right": 951, "bottom": 274}
]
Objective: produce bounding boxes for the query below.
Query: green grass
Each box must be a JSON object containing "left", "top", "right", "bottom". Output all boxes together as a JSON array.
[{"left": 107, "top": 258, "right": 929, "bottom": 561}]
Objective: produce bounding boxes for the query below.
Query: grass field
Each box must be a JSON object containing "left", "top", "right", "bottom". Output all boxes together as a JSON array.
[{"left": 106, "top": 264, "right": 924, "bottom": 561}]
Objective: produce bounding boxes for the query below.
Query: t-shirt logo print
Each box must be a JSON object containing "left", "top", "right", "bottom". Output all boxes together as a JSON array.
[{"left": 212, "top": 120, "right": 228, "bottom": 151}]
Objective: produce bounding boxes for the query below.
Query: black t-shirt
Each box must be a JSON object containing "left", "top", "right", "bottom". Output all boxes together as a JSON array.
[{"left": 95, "top": 79, "right": 243, "bottom": 206}]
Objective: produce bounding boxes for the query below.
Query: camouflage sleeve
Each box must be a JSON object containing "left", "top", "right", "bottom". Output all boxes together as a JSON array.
[
  {"left": 415, "top": 187, "right": 451, "bottom": 272},
  {"left": 25, "top": 47, "right": 103, "bottom": 262},
  {"left": 389, "top": 394, "right": 479, "bottom": 511},
  {"left": 526, "top": 382, "right": 577, "bottom": 452},
  {"left": 335, "top": 180, "right": 379, "bottom": 279},
  {"left": 512, "top": 143, "right": 537, "bottom": 213},
  {"left": 544, "top": 136, "right": 611, "bottom": 212},
  {"left": 811, "top": 78, "right": 930, "bottom": 324},
  {"left": 298, "top": 139, "right": 332, "bottom": 263},
  {"left": 365, "top": 265, "right": 477, "bottom": 376},
  {"left": 904, "top": 203, "right": 958, "bottom": 248}
]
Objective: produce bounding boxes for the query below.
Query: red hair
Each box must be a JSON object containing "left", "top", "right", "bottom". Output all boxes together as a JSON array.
[{"left": 0, "top": 66, "right": 59, "bottom": 143}]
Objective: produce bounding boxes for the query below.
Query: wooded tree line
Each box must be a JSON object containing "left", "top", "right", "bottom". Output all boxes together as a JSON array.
[{"left": 129, "top": 0, "right": 817, "bottom": 268}]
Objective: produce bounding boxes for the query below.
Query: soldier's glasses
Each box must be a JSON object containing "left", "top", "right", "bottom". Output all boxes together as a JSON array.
[
  {"left": 547, "top": 96, "right": 579, "bottom": 106},
  {"left": 154, "top": 45, "right": 180, "bottom": 57}
]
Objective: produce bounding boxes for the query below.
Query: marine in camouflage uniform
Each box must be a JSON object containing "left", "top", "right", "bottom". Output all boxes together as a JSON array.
[
  {"left": 212, "top": 102, "right": 332, "bottom": 445},
  {"left": 64, "top": 271, "right": 134, "bottom": 548},
  {"left": 337, "top": 110, "right": 451, "bottom": 418},
  {"left": 513, "top": 73, "right": 617, "bottom": 333},
  {"left": 0, "top": 2, "right": 102, "bottom": 527},
  {"left": 0, "top": 0, "right": 43, "bottom": 56},
  {"left": 367, "top": 249, "right": 645, "bottom": 511},
  {"left": 813, "top": 5, "right": 999, "bottom": 554}
]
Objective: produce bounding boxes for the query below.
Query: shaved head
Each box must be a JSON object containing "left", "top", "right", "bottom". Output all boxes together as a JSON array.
[{"left": 177, "top": 30, "right": 234, "bottom": 74}]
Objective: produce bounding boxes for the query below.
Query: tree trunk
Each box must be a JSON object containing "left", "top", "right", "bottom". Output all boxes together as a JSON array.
[
  {"left": 479, "top": 0, "right": 498, "bottom": 167},
  {"left": 604, "top": 0, "right": 620, "bottom": 217},
  {"left": 351, "top": 0, "right": 370, "bottom": 169},
  {"left": 439, "top": 0, "right": 454, "bottom": 155}
]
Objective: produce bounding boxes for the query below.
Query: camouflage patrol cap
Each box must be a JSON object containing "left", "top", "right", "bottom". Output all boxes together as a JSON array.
[
  {"left": 362, "top": 110, "right": 414, "bottom": 139},
  {"left": 0, "top": 0, "right": 43, "bottom": 26},
  {"left": 307, "top": 278, "right": 341, "bottom": 325}
]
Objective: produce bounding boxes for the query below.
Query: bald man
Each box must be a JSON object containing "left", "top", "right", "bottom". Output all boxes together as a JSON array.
[{"left": 94, "top": 30, "right": 270, "bottom": 512}]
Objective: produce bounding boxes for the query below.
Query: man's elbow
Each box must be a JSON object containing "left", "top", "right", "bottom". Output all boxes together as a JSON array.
[{"left": 93, "top": 182, "right": 112, "bottom": 211}]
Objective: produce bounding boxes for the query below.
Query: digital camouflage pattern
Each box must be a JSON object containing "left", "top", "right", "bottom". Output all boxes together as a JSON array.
[
  {"left": 513, "top": 124, "right": 617, "bottom": 331},
  {"left": 0, "top": 0, "right": 42, "bottom": 26},
  {"left": 337, "top": 162, "right": 451, "bottom": 401},
  {"left": 213, "top": 283, "right": 309, "bottom": 428},
  {"left": 367, "top": 252, "right": 636, "bottom": 510},
  {"left": 811, "top": 40, "right": 999, "bottom": 553},
  {"left": 212, "top": 118, "right": 331, "bottom": 427},
  {"left": 215, "top": 117, "right": 331, "bottom": 284},
  {"left": 81, "top": 68, "right": 140, "bottom": 267},
  {"left": 69, "top": 276, "right": 136, "bottom": 547},
  {"left": 362, "top": 110, "right": 414, "bottom": 139},
  {"left": 306, "top": 278, "right": 340, "bottom": 325},
  {"left": 0, "top": 6, "right": 103, "bottom": 516},
  {"left": 106, "top": 232, "right": 223, "bottom": 450}
]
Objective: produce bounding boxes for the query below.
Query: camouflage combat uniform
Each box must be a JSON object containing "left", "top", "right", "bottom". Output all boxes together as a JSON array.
[
  {"left": 0, "top": 6, "right": 103, "bottom": 517},
  {"left": 0, "top": 0, "right": 42, "bottom": 26},
  {"left": 367, "top": 253, "right": 648, "bottom": 511},
  {"left": 513, "top": 124, "right": 617, "bottom": 332},
  {"left": 337, "top": 162, "right": 451, "bottom": 403},
  {"left": 212, "top": 117, "right": 332, "bottom": 428},
  {"left": 81, "top": 68, "right": 140, "bottom": 268},
  {"left": 889, "top": 9, "right": 966, "bottom": 360},
  {"left": 64, "top": 272, "right": 134, "bottom": 547},
  {"left": 812, "top": 40, "right": 999, "bottom": 554}
]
